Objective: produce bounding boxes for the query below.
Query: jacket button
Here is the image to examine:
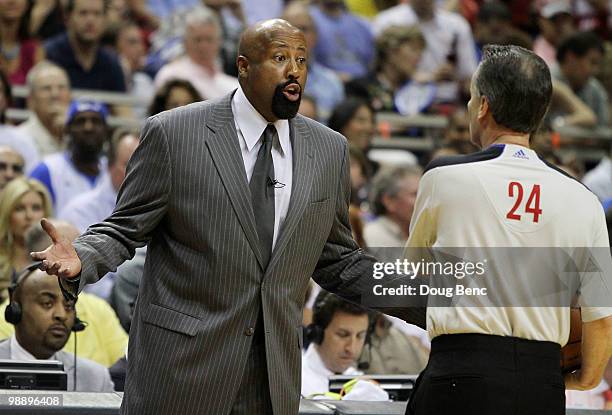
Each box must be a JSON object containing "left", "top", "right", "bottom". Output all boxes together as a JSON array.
[{"left": 244, "top": 327, "right": 255, "bottom": 336}]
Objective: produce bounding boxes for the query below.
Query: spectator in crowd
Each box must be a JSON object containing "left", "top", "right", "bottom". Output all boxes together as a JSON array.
[
  {"left": 0, "top": 178, "right": 52, "bottom": 301},
  {"left": 16, "top": 61, "right": 71, "bottom": 157},
  {"left": 346, "top": 25, "right": 425, "bottom": 113},
  {"left": 553, "top": 31, "right": 609, "bottom": 125},
  {"left": 583, "top": 154, "right": 612, "bottom": 202},
  {"left": 473, "top": 1, "right": 532, "bottom": 59},
  {"left": 283, "top": 2, "right": 345, "bottom": 121},
  {"left": 59, "top": 129, "right": 140, "bottom": 300},
  {"left": 328, "top": 98, "right": 376, "bottom": 155},
  {"left": 103, "top": 0, "right": 131, "bottom": 42},
  {"left": 302, "top": 291, "right": 387, "bottom": 400},
  {"left": 114, "top": 21, "right": 154, "bottom": 118},
  {"left": 533, "top": 1, "right": 576, "bottom": 67},
  {"left": 147, "top": 78, "right": 202, "bottom": 116},
  {"left": 59, "top": 129, "right": 140, "bottom": 233},
  {"left": 0, "top": 220, "right": 129, "bottom": 368},
  {"left": 144, "top": 0, "right": 241, "bottom": 77},
  {"left": 298, "top": 94, "right": 319, "bottom": 120},
  {"left": 154, "top": 6, "right": 238, "bottom": 101},
  {"left": 30, "top": 100, "right": 110, "bottom": 210},
  {"left": 373, "top": 0, "right": 478, "bottom": 105},
  {"left": 361, "top": 314, "right": 429, "bottom": 375},
  {"left": 0, "top": 146, "right": 25, "bottom": 190},
  {"left": 547, "top": 77, "right": 598, "bottom": 129},
  {"left": 364, "top": 166, "right": 421, "bottom": 248},
  {"left": 0, "top": 0, "right": 44, "bottom": 85},
  {"left": 309, "top": 0, "right": 374, "bottom": 82},
  {"left": 0, "top": 71, "right": 39, "bottom": 173},
  {"left": 0, "top": 266, "right": 114, "bottom": 392},
  {"left": 28, "top": 0, "right": 66, "bottom": 41},
  {"left": 44, "top": 0, "right": 127, "bottom": 93},
  {"left": 203, "top": 0, "right": 246, "bottom": 77}
]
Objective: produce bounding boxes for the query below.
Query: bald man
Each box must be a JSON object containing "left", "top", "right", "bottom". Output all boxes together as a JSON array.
[{"left": 33, "top": 19, "right": 415, "bottom": 414}]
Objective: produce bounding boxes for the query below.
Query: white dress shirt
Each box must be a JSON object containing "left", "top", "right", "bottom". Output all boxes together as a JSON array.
[
  {"left": 154, "top": 56, "right": 238, "bottom": 100},
  {"left": 231, "top": 86, "right": 293, "bottom": 249},
  {"left": 301, "top": 344, "right": 361, "bottom": 397},
  {"left": 10, "top": 335, "right": 56, "bottom": 361}
]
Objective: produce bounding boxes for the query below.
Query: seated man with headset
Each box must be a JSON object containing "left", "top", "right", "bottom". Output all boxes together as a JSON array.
[
  {"left": 0, "top": 263, "right": 114, "bottom": 392},
  {"left": 302, "top": 291, "right": 388, "bottom": 400}
]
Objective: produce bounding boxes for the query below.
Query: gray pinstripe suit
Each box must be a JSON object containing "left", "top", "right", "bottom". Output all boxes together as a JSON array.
[{"left": 69, "top": 92, "right": 418, "bottom": 414}]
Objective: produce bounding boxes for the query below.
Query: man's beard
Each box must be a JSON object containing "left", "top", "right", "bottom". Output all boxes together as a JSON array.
[
  {"left": 71, "top": 140, "right": 103, "bottom": 163},
  {"left": 271, "top": 82, "right": 301, "bottom": 120}
]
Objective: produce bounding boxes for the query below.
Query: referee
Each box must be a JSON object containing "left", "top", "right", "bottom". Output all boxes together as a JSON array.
[{"left": 406, "top": 45, "right": 612, "bottom": 415}]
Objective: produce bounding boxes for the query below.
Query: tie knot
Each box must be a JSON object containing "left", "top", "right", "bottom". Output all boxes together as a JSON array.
[{"left": 263, "top": 124, "right": 277, "bottom": 144}]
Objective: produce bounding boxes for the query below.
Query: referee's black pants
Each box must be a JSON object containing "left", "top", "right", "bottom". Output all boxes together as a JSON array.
[{"left": 407, "top": 333, "right": 565, "bottom": 415}]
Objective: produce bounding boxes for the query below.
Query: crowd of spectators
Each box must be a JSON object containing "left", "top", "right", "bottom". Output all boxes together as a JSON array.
[{"left": 0, "top": 0, "right": 611, "bottom": 407}]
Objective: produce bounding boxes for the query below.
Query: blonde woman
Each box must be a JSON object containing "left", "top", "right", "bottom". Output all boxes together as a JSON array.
[{"left": 0, "top": 177, "right": 52, "bottom": 300}]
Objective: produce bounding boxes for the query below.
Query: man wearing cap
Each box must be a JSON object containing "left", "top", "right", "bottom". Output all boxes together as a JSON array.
[{"left": 29, "top": 100, "right": 110, "bottom": 211}]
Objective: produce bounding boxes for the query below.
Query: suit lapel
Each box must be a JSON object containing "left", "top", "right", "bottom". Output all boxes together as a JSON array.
[
  {"left": 205, "top": 94, "right": 264, "bottom": 271},
  {"left": 268, "top": 116, "right": 313, "bottom": 272}
]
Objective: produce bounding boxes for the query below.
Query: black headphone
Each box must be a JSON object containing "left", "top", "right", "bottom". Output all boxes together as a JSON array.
[
  {"left": 5, "top": 262, "right": 86, "bottom": 332},
  {"left": 306, "top": 291, "right": 376, "bottom": 347}
]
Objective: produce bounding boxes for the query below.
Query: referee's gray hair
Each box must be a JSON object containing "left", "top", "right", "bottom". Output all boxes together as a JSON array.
[
  {"left": 370, "top": 165, "right": 422, "bottom": 217},
  {"left": 183, "top": 6, "right": 221, "bottom": 37},
  {"left": 26, "top": 61, "right": 70, "bottom": 92}
]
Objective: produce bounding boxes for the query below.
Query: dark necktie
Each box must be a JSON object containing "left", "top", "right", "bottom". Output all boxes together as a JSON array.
[{"left": 250, "top": 124, "right": 276, "bottom": 267}]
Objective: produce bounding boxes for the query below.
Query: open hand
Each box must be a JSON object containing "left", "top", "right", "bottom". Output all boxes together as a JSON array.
[{"left": 30, "top": 218, "right": 81, "bottom": 279}]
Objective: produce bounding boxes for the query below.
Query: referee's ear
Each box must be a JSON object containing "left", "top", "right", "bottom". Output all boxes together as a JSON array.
[{"left": 478, "top": 96, "right": 489, "bottom": 121}]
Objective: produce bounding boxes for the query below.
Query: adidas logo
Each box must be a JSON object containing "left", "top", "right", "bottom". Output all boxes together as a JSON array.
[{"left": 512, "top": 149, "right": 529, "bottom": 159}]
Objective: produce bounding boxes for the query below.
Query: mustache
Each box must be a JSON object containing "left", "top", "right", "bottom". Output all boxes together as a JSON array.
[
  {"left": 277, "top": 80, "right": 301, "bottom": 90},
  {"left": 49, "top": 324, "right": 69, "bottom": 332}
]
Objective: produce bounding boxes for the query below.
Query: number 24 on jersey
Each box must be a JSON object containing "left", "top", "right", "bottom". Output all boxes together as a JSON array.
[{"left": 506, "top": 182, "right": 542, "bottom": 223}]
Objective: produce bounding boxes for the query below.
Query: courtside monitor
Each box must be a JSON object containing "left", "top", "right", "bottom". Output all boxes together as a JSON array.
[{"left": 0, "top": 360, "right": 67, "bottom": 390}]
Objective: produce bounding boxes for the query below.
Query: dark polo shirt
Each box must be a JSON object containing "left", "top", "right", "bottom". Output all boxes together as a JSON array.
[{"left": 44, "top": 32, "right": 126, "bottom": 92}]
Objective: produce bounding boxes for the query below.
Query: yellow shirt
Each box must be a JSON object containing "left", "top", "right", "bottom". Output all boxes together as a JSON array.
[
  {"left": 345, "top": 0, "right": 378, "bottom": 18},
  {"left": 0, "top": 292, "right": 128, "bottom": 367}
]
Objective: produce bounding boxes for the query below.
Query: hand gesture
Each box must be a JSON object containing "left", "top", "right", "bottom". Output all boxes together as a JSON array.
[{"left": 30, "top": 218, "right": 81, "bottom": 279}]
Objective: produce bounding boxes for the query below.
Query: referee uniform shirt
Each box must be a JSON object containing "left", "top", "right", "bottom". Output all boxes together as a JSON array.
[{"left": 405, "top": 143, "right": 612, "bottom": 415}]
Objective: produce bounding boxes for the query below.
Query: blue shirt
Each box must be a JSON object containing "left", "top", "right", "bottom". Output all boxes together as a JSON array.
[
  {"left": 146, "top": 0, "right": 199, "bottom": 18},
  {"left": 310, "top": 6, "right": 374, "bottom": 79},
  {"left": 44, "top": 33, "right": 126, "bottom": 92},
  {"left": 29, "top": 152, "right": 107, "bottom": 210}
]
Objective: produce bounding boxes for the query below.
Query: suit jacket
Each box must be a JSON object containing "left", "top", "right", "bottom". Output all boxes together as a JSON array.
[
  {"left": 70, "top": 92, "right": 423, "bottom": 414},
  {"left": 0, "top": 339, "right": 114, "bottom": 392}
]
